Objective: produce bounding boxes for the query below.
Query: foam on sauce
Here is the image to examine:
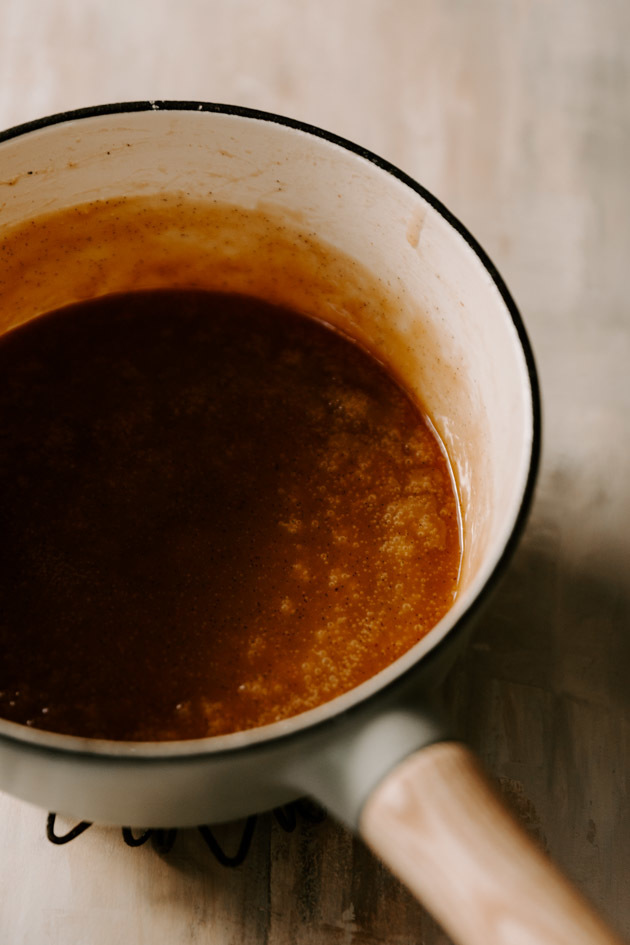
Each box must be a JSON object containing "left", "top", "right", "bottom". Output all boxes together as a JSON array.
[{"left": 0, "top": 289, "right": 461, "bottom": 740}]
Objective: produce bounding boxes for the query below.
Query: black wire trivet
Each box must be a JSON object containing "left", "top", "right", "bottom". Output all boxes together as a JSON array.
[{"left": 46, "top": 799, "right": 325, "bottom": 867}]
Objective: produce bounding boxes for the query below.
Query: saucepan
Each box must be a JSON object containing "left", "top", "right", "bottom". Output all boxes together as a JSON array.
[{"left": 0, "top": 103, "right": 621, "bottom": 945}]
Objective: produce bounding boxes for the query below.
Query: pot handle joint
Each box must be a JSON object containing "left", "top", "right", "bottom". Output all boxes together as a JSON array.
[{"left": 289, "top": 687, "right": 452, "bottom": 829}]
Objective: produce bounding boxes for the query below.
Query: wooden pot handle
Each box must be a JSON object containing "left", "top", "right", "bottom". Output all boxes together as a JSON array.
[{"left": 360, "top": 741, "right": 624, "bottom": 945}]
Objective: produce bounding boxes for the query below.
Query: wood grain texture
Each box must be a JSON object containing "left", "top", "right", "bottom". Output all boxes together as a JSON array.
[
  {"left": 361, "top": 742, "right": 624, "bottom": 945},
  {"left": 1, "top": 0, "right": 629, "bottom": 942}
]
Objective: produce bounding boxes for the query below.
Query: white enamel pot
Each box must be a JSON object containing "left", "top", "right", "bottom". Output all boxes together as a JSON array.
[{"left": 0, "top": 104, "right": 621, "bottom": 945}]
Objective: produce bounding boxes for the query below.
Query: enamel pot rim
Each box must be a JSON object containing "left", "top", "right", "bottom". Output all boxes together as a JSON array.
[{"left": 0, "top": 100, "right": 541, "bottom": 762}]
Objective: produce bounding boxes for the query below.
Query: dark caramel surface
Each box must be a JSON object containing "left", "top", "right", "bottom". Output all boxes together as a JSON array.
[{"left": 0, "top": 290, "right": 460, "bottom": 739}]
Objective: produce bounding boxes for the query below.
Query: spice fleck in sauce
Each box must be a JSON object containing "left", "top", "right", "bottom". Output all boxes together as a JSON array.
[{"left": 0, "top": 290, "right": 460, "bottom": 740}]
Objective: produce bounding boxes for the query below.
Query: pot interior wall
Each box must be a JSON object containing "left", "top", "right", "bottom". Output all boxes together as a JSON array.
[{"left": 0, "top": 108, "right": 534, "bottom": 616}]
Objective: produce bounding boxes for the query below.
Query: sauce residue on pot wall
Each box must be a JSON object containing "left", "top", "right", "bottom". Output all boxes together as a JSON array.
[
  {"left": 0, "top": 288, "right": 461, "bottom": 740},
  {"left": 0, "top": 193, "right": 452, "bottom": 412}
]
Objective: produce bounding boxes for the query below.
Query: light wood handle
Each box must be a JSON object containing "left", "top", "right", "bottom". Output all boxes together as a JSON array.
[{"left": 360, "top": 741, "right": 624, "bottom": 945}]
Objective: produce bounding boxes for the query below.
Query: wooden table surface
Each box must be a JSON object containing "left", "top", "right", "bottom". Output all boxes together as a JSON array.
[{"left": 1, "top": 1, "right": 629, "bottom": 942}]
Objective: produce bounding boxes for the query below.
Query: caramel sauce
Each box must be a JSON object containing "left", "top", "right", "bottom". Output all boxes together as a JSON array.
[{"left": 0, "top": 289, "right": 460, "bottom": 740}]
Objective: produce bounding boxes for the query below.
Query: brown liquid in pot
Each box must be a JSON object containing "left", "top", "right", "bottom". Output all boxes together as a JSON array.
[{"left": 0, "top": 289, "right": 460, "bottom": 740}]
